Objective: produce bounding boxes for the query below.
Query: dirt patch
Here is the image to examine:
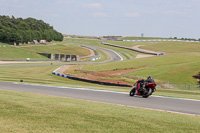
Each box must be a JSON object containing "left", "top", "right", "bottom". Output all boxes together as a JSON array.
[
  {"left": 80, "top": 48, "right": 95, "bottom": 58},
  {"left": 132, "top": 45, "right": 167, "bottom": 59},
  {"left": 135, "top": 54, "right": 155, "bottom": 59},
  {"left": 132, "top": 45, "right": 164, "bottom": 54},
  {"left": 63, "top": 67, "right": 146, "bottom": 86},
  {"left": 55, "top": 65, "right": 71, "bottom": 74},
  {"left": 132, "top": 45, "right": 144, "bottom": 49}
]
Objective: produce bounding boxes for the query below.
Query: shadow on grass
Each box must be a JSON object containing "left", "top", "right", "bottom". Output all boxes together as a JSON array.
[{"left": 193, "top": 72, "right": 200, "bottom": 83}]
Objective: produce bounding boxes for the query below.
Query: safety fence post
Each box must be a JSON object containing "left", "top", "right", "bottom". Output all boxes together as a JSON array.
[{"left": 186, "top": 83, "right": 187, "bottom": 90}]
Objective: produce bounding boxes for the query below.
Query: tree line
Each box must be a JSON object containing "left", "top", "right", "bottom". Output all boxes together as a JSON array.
[{"left": 0, "top": 15, "right": 63, "bottom": 44}]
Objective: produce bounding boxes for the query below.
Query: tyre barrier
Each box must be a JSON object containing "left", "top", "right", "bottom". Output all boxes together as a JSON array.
[
  {"left": 91, "top": 57, "right": 101, "bottom": 61},
  {"left": 52, "top": 72, "right": 132, "bottom": 87}
]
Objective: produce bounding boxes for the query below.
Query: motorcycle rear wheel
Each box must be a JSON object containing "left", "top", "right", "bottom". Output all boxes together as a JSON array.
[{"left": 142, "top": 88, "right": 152, "bottom": 98}]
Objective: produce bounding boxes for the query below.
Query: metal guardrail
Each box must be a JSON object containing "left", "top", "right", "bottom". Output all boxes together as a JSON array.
[
  {"left": 101, "top": 42, "right": 164, "bottom": 55},
  {"left": 123, "top": 39, "right": 200, "bottom": 42}
]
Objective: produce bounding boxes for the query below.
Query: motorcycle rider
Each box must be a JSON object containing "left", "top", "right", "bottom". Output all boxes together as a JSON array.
[
  {"left": 138, "top": 79, "right": 145, "bottom": 93},
  {"left": 145, "top": 76, "right": 155, "bottom": 84},
  {"left": 145, "top": 76, "right": 156, "bottom": 92},
  {"left": 138, "top": 76, "right": 155, "bottom": 93}
]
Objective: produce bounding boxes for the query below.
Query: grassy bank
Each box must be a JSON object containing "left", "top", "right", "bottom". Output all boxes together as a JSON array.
[
  {"left": 0, "top": 90, "right": 199, "bottom": 133},
  {"left": 19, "top": 43, "right": 91, "bottom": 57},
  {"left": 120, "top": 36, "right": 171, "bottom": 40},
  {"left": 64, "top": 38, "right": 200, "bottom": 85},
  {"left": 0, "top": 42, "right": 91, "bottom": 61},
  {"left": 0, "top": 43, "right": 48, "bottom": 61}
]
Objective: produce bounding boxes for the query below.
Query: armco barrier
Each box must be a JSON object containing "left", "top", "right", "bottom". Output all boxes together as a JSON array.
[
  {"left": 52, "top": 71, "right": 132, "bottom": 87},
  {"left": 101, "top": 42, "right": 160, "bottom": 55},
  {"left": 123, "top": 39, "right": 200, "bottom": 42}
]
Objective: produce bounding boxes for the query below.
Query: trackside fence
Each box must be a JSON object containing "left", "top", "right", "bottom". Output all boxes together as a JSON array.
[{"left": 157, "top": 82, "right": 200, "bottom": 91}]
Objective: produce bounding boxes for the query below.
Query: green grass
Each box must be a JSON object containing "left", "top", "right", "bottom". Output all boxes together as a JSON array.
[
  {"left": 19, "top": 43, "right": 90, "bottom": 56},
  {"left": 1, "top": 65, "right": 200, "bottom": 100},
  {"left": 0, "top": 42, "right": 91, "bottom": 61},
  {"left": 0, "top": 89, "right": 199, "bottom": 133},
  {"left": 0, "top": 65, "right": 130, "bottom": 92},
  {"left": 66, "top": 38, "right": 200, "bottom": 86},
  {"left": 120, "top": 36, "right": 171, "bottom": 40},
  {"left": 155, "top": 89, "right": 200, "bottom": 100},
  {"left": 1, "top": 38, "right": 200, "bottom": 96},
  {"left": 1, "top": 38, "right": 200, "bottom": 132},
  {"left": 139, "top": 41, "right": 200, "bottom": 53},
  {"left": 0, "top": 45, "right": 48, "bottom": 61},
  {"left": 105, "top": 40, "right": 200, "bottom": 53}
]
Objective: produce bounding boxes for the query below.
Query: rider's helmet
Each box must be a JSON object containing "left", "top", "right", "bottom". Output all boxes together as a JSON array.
[{"left": 147, "top": 76, "right": 152, "bottom": 80}]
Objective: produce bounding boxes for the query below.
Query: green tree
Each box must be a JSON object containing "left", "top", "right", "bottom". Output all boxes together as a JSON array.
[
  {"left": 10, "top": 32, "right": 22, "bottom": 43},
  {"left": 0, "top": 15, "right": 63, "bottom": 43}
]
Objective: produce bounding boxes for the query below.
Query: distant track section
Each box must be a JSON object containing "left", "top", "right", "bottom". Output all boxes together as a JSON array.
[{"left": 0, "top": 44, "right": 122, "bottom": 67}]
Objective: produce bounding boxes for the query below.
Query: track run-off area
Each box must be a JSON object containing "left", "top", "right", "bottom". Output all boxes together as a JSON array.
[{"left": 0, "top": 82, "right": 200, "bottom": 116}]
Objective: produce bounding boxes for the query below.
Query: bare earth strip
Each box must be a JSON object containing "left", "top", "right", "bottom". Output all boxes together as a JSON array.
[
  {"left": 135, "top": 54, "right": 155, "bottom": 59},
  {"left": 55, "top": 65, "right": 71, "bottom": 74},
  {"left": 80, "top": 48, "right": 95, "bottom": 58},
  {"left": 132, "top": 45, "right": 163, "bottom": 59}
]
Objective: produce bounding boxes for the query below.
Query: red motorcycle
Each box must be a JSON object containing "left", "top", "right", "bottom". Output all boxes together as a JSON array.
[{"left": 129, "top": 80, "right": 156, "bottom": 98}]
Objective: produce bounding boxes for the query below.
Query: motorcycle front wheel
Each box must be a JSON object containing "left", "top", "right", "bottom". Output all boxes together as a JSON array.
[{"left": 129, "top": 88, "right": 135, "bottom": 96}]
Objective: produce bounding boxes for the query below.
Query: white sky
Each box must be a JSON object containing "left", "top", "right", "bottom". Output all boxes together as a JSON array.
[{"left": 1, "top": 0, "right": 200, "bottom": 39}]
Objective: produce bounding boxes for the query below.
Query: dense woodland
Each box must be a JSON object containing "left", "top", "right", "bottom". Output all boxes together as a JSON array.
[{"left": 0, "top": 15, "right": 63, "bottom": 44}]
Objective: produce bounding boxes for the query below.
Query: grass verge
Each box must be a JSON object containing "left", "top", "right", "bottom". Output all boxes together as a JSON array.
[{"left": 0, "top": 89, "right": 199, "bottom": 133}]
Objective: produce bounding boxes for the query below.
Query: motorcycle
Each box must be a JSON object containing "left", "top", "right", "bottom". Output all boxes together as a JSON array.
[{"left": 129, "top": 80, "right": 156, "bottom": 98}]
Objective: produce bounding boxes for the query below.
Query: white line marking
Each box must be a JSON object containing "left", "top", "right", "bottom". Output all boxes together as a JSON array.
[
  {"left": 12, "top": 83, "right": 200, "bottom": 116},
  {"left": 112, "top": 50, "right": 123, "bottom": 61},
  {"left": 65, "top": 97, "right": 200, "bottom": 117},
  {"left": 14, "top": 83, "right": 200, "bottom": 102}
]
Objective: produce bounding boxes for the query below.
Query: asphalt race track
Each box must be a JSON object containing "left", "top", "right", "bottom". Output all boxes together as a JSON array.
[
  {"left": 0, "top": 46, "right": 122, "bottom": 68},
  {"left": 0, "top": 82, "right": 200, "bottom": 116}
]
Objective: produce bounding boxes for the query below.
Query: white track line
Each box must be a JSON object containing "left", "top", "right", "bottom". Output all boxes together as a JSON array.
[
  {"left": 14, "top": 83, "right": 200, "bottom": 102},
  {"left": 13, "top": 83, "right": 200, "bottom": 116}
]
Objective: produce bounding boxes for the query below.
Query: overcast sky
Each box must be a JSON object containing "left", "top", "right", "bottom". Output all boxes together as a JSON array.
[{"left": 1, "top": 0, "right": 200, "bottom": 38}]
